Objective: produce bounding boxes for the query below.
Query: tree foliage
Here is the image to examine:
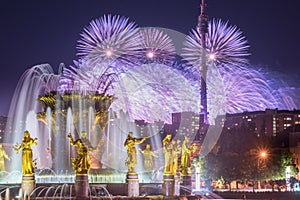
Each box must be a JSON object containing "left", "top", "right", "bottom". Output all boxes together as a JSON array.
[{"left": 198, "top": 124, "right": 299, "bottom": 186}]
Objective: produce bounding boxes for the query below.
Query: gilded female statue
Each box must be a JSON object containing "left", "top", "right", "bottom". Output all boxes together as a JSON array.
[
  {"left": 124, "top": 132, "right": 146, "bottom": 172},
  {"left": 67, "top": 134, "right": 91, "bottom": 174},
  {"left": 140, "top": 144, "right": 155, "bottom": 172},
  {"left": 172, "top": 139, "right": 181, "bottom": 174},
  {"left": 180, "top": 136, "right": 197, "bottom": 175},
  {"left": 14, "top": 130, "right": 37, "bottom": 176},
  {"left": 163, "top": 134, "right": 174, "bottom": 175},
  {"left": 0, "top": 144, "right": 10, "bottom": 171}
]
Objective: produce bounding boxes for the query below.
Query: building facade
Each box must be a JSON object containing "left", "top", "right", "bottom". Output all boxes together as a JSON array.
[{"left": 215, "top": 109, "right": 300, "bottom": 137}]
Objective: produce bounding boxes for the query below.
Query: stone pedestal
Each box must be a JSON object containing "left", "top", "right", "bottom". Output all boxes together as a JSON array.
[
  {"left": 75, "top": 174, "right": 89, "bottom": 200},
  {"left": 22, "top": 175, "right": 35, "bottom": 198},
  {"left": 126, "top": 172, "right": 139, "bottom": 197},
  {"left": 162, "top": 174, "right": 175, "bottom": 196},
  {"left": 181, "top": 175, "right": 192, "bottom": 195},
  {"left": 174, "top": 171, "right": 181, "bottom": 196}
]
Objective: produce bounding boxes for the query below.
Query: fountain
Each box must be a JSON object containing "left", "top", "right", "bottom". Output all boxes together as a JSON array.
[
  {"left": 0, "top": 16, "right": 202, "bottom": 198},
  {"left": 37, "top": 91, "right": 114, "bottom": 170},
  {"left": 0, "top": 13, "right": 233, "bottom": 199}
]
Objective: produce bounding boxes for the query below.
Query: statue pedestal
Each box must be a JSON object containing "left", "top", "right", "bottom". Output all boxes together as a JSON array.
[
  {"left": 181, "top": 175, "right": 192, "bottom": 195},
  {"left": 75, "top": 174, "right": 89, "bottom": 200},
  {"left": 162, "top": 174, "right": 175, "bottom": 196},
  {"left": 22, "top": 175, "right": 35, "bottom": 197},
  {"left": 126, "top": 172, "right": 139, "bottom": 197},
  {"left": 174, "top": 171, "right": 180, "bottom": 196}
]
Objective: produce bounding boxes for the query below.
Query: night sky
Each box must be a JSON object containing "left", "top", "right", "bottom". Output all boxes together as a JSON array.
[{"left": 1, "top": 0, "right": 299, "bottom": 116}]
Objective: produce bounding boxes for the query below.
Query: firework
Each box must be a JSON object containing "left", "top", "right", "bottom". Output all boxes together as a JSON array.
[
  {"left": 182, "top": 19, "right": 250, "bottom": 68},
  {"left": 207, "top": 64, "right": 282, "bottom": 115},
  {"left": 77, "top": 15, "right": 141, "bottom": 65},
  {"left": 112, "top": 63, "right": 200, "bottom": 123},
  {"left": 137, "top": 27, "right": 176, "bottom": 65},
  {"left": 172, "top": 55, "right": 201, "bottom": 83},
  {"left": 58, "top": 60, "right": 118, "bottom": 94}
]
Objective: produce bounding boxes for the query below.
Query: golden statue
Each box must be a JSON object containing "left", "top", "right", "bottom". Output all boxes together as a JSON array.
[
  {"left": 0, "top": 144, "right": 10, "bottom": 171},
  {"left": 14, "top": 130, "right": 37, "bottom": 176},
  {"left": 172, "top": 139, "right": 181, "bottom": 174},
  {"left": 80, "top": 131, "right": 105, "bottom": 169},
  {"left": 180, "top": 136, "right": 197, "bottom": 176},
  {"left": 124, "top": 132, "right": 146, "bottom": 173},
  {"left": 140, "top": 144, "right": 155, "bottom": 172},
  {"left": 163, "top": 134, "right": 174, "bottom": 175},
  {"left": 67, "top": 133, "right": 91, "bottom": 175}
]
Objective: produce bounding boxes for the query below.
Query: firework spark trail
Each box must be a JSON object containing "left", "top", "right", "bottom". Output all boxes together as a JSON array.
[
  {"left": 277, "top": 88, "right": 299, "bottom": 110},
  {"left": 58, "top": 60, "right": 118, "bottom": 94},
  {"left": 77, "top": 14, "right": 141, "bottom": 65},
  {"left": 112, "top": 63, "right": 200, "bottom": 123},
  {"left": 182, "top": 19, "right": 250, "bottom": 68},
  {"left": 212, "top": 64, "right": 282, "bottom": 114},
  {"left": 172, "top": 55, "right": 201, "bottom": 84},
  {"left": 136, "top": 27, "right": 176, "bottom": 65},
  {"left": 58, "top": 59, "right": 293, "bottom": 124}
]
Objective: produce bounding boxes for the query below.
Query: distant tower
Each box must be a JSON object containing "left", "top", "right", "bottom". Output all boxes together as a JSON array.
[{"left": 197, "top": 0, "right": 209, "bottom": 124}]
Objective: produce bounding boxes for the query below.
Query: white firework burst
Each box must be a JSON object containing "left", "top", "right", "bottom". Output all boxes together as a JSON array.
[
  {"left": 137, "top": 27, "right": 176, "bottom": 65},
  {"left": 182, "top": 19, "right": 250, "bottom": 68},
  {"left": 77, "top": 14, "right": 141, "bottom": 65}
]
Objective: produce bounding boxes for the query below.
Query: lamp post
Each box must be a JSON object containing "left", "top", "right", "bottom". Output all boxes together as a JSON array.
[{"left": 257, "top": 150, "right": 268, "bottom": 190}]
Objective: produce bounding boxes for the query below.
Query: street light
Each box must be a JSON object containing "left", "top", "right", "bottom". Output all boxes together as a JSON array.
[
  {"left": 257, "top": 149, "right": 268, "bottom": 170},
  {"left": 260, "top": 150, "right": 267, "bottom": 159},
  {"left": 257, "top": 149, "right": 268, "bottom": 190}
]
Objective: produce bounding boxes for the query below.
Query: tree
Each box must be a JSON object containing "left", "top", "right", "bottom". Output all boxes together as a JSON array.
[{"left": 268, "top": 148, "right": 298, "bottom": 180}]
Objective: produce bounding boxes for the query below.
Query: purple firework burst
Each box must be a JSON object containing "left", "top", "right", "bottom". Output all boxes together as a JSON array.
[
  {"left": 182, "top": 19, "right": 250, "bottom": 68},
  {"left": 58, "top": 60, "right": 118, "bottom": 95},
  {"left": 208, "top": 64, "right": 283, "bottom": 115},
  {"left": 112, "top": 63, "right": 200, "bottom": 123},
  {"left": 77, "top": 15, "right": 141, "bottom": 65},
  {"left": 138, "top": 27, "right": 176, "bottom": 65}
]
